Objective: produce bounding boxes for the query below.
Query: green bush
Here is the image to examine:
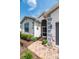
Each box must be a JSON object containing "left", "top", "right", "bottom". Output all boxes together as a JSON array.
[
  {"left": 20, "top": 33, "right": 33, "bottom": 41},
  {"left": 20, "top": 33, "right": 27, "bottom": 39},
  {"left": 42, "top": 39, "right": 48, "bottom": 45},
  {"left": 22, "top": 50, "right": 33, "bottom": 59},
  {"left": 31, "top": 36, "right": 37, "bottom": 42},
  {"left": 27, "top": 34, "right": 33, "bottom": 39}
]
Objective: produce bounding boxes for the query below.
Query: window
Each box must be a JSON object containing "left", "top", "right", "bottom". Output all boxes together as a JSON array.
[
  {"left": 24, "top": 23, "right": 29, "bottom": 32},
  {"left": 43, "top": 33, "right": 47, "bottom": 36},
  {"left": 43, "top": 27, "right": 47, "bottom": 32}
]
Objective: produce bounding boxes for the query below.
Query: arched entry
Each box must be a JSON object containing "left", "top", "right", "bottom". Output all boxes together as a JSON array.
[{"left": 41, "top": 19, "right": 47, "bottom": 38}]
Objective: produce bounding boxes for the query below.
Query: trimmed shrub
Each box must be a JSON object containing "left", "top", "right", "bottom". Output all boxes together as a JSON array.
[
  {"left": 26, "top": 34, "right": 33, "bottom": 41},
  {"left": 20, "top": 33, "right": 27, "bottom": 39},
  {"left": 20, "top": 33, "right": 33, "bottom": 41},
  {"left": 42, "top": 39, "right": 48, "bottom": 45},
  {"left": 27, "top": 34, "right": 33, "bottom": 39},
  {"left": 31, "top": 36, "right": 37, "bottom": 42}
]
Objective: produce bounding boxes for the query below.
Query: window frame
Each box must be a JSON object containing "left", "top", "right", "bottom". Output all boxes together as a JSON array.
[{"left": 24, "top": 22, "right": 29, "bottom": 32}]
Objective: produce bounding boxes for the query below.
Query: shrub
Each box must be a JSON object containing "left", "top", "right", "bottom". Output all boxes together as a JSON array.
[
  {"left": 21, "top": 50, "right": 33, "bottom": 59},
  {"left": 27, "top": 34, "right": 33, "bottom": 39},
  {"left": 20, "top": 33, "right": 33, "bottom": 41},
  {"left": 20, "top": 33, "right": 28, "bottom": 39},
  {"left": 31, "top": 36, "right": 37, "bottom": 42},
  {"left": 42, "top": 39, "right": 48, "bottom": 45}
]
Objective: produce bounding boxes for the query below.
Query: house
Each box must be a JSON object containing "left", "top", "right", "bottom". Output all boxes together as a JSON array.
[
  {"left": 38, "top": 3, "right": 59, "bottom": 45},
  {"left": 20, "top": 16, "right": 41, "bottom": 37},
  {"left": 20, "top": 3, "right": 59, "bottom": 45}
]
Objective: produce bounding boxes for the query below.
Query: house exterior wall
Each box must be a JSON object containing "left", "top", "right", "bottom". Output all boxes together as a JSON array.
[
  {"left": 21, "top": 18, "right": 34, "bottom": 34},
  {"left": 50, "top": 8, "right": 59, "bottom": 43},
  {"left": 21, "top": 18, "right": 41, "bottom": 37},
  {"left": 34, "top": 22, "right": 41, "bottom": 37}
]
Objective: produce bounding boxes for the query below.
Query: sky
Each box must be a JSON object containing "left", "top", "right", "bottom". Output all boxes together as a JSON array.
[{"left": 20, "top": 0, "right": 58, "bottom": 20}]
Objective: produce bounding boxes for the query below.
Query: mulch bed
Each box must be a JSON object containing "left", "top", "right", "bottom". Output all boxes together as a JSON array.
[
  {"left": 20, "top": 39, "right": 33, "bottom": 54},
  {"left": 20, "top": 37, "right": 42, "bottom": 48},
  {"left": 20, "top": 39, "right": 33, "bottom": 48}
]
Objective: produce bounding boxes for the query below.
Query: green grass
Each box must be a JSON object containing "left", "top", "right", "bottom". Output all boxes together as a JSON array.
[{"left": 21, "top": 49, "right": 33, "bottom": 59}]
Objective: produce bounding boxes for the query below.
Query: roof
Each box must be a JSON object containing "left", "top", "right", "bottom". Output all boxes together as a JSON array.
[
  {"left": 20, "top": 16, "right": 40, "bottom": 24},
  {"left": 38, "top": 3, "right": 59, "bottom": 18},
  {"left": 46, "top": 3, "right": 59, "bottom": 16}
]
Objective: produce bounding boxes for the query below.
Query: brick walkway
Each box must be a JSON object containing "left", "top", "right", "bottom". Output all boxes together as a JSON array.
[{"left": 28, "top": 41, "right": 59, "bottom": 59}]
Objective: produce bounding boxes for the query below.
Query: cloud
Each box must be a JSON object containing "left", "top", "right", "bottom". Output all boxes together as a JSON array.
[{"left": 27, "top": 0, "right": 37, "bottom": 11}]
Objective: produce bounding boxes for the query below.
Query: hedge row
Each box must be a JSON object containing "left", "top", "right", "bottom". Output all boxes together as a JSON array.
[{"left": 20, "top": 33, "right": 37, "bottom": 41}]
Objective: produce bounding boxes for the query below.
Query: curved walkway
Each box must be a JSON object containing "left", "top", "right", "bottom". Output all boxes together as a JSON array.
[{"left": 28, "top": 41, "right": 59, "bottom": 59}]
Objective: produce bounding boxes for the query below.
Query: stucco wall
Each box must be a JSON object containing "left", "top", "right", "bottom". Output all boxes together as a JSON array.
[{"left": 34, "top": 22, "right": 41, "bottom": 37}]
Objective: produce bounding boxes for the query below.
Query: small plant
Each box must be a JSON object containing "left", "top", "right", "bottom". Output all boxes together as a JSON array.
[
  {"left": 26, "top": 34, "right": 33, "bottom": 41},
  {"left": 31, "top": 36, "right": 37, "bottom": 42},
  {"left": 42, "top": 39, "right": 48, "bottom": 45},
  {"left": 27, "top": 34, "right": 33, "bottom": 39},
  {"left": 20, "top": 33, "right": 28, "bottom": 39},
  {"left": 21, "top": 50, "right": 33, "bottom": 59}
]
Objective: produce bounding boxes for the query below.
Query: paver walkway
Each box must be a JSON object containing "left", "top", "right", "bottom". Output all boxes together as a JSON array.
[{"left": 28, "top": 41, "right": 59, "bottom": 59}]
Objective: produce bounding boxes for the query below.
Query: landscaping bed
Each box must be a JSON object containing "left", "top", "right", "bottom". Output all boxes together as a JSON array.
[
  {"left": 20, "top": 32, "right": 41, "bottom": 41},
  {"left": 20, "top": 32, "right": 49, "bottom": 59},
  {"left": 20, "top": 48, "right": 41, "bottom": 59},
  {"left": 20, "top": 39, "right": 34, "bottom": 54},
  {"left": 20, "top": 39, "right": 33, "bottom": 48}
]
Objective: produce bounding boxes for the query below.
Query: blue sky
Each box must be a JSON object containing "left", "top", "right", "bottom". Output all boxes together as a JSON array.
[{"left": 20, "top": 0, "right": 58, "bottom": 20}]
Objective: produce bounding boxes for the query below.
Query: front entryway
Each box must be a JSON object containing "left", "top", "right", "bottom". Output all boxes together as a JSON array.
[
  {"left": 41, "top": 20, "right": 47, "bottom": 38},
  {"left": 56, "top": 22, "right": 59, "bottom": 45}
]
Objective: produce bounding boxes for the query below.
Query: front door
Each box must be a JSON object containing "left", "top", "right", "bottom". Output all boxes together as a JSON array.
[{"left": 41, "top": 20, "right": 47, "bottom": 38}]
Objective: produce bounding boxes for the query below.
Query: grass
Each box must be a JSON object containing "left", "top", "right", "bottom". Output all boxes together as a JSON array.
[
  {"left": 21, "top": 49, "right": 32, "bottom": 59},
  {"left": 21, "top": 48, "right": 41, "bottom": 59}
]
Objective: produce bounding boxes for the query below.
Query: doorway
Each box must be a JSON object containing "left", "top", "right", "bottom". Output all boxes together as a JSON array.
[{"left": 41, "top": 20, "right": 47, "bottom": 38}]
